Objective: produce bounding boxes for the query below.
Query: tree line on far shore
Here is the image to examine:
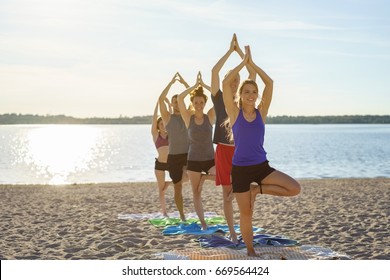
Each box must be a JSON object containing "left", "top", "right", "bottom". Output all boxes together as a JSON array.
[{"left": 0, "top": 113, "right": 389, "bottom": 125}]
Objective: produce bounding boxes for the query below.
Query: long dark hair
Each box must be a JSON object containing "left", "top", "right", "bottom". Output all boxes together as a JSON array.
[{"left": 156, "top": 116, "right": 163, "bottom": 132}]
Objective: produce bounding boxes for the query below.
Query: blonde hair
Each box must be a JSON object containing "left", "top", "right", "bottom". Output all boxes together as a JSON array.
[
  {"left": 223, "top": 79, "right": 259, "bottom": 143},
  {"left": 190, "top": 85, "right": 207, "bottom": 103},
  {"left": 237, "top": 79, "right": 259, "bottom": 109}
]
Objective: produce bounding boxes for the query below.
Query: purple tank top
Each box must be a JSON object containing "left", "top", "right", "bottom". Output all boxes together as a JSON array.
[
  {"left": 155, "top": 134, "right": 169, "bottom": 149},
  {"left": 232, "top": 110, "right": 267, "bottom": 166}
]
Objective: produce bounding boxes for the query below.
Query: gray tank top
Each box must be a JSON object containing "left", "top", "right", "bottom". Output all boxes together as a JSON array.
[
  {"left": 165, "top": 114, "right": 189, "bottom": 155},
  {"left": 188, "top": 114, "right": 214, "bottom": 161}
]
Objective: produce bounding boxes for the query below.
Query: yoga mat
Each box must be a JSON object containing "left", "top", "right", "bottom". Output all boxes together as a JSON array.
[
  {"left": 149, "top": 216, "right": 226, "bottom": 227},
  {"left": 162, "top": 222, "right": 264, "bottom": 236},
  {"left": 159, "top": 246, "right": 351, "bottom": 260},
  {"left": 196, "top": 233, "right": 300, "bottom": 248},
  {"left": 118, "top": 211, "right": 219, "bottom": 220}
]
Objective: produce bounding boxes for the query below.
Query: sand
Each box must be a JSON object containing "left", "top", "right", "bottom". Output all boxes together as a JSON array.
[{"left": 0, "top": 178, "right": 389, "bottom": 260}]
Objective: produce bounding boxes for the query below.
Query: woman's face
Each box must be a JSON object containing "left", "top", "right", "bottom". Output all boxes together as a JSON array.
[
  {"left": 171, "top": 96, "right": 179, "bottom": 112},
  {"left": 240, "top": 83, "right": 258, "bottom": 106},
  {"left": 192, "top": 96, "right": 206, "bottom": 112},
  {"left": 158, "top": 120, "right": 165, "bottom": 132}
]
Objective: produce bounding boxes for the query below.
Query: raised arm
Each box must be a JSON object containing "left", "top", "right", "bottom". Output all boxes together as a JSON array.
[
  {"left": 197, "top": 71, "right": 211, "bottom": 93},
  {"left": 158, "top": 74, "right": 177, "bottom": 125},
  {"left": 177, "top": 83, "right": 197, "bottom": 128},
  {"left": 222, "top": 49, "right": 249, "bottom": 126},
  {"left": 197, "top": 71, "right": 215, "bottom": 125},
  {"left": 211, "top": 34, "right": 236, "bottom": 96},
  {"left": 176, "top": 72, "right": 190, "bottom": 89},
  {"left": 235, "top": 38, "right": 256, "bottom": 81},
  {"left": 246, "top": 46, "right": 273, "bottom": 122},
  {"left": 164, "top": 97, "right": 172, "bottom": 114},
  {"left": 207, "top": 107, "right": 216, "bottom": 126},
  {"left": 151, "top": 101, "right": 159, "bottom": 141}
]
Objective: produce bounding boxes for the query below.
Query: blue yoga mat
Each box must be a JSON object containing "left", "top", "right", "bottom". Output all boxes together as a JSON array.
[
  {"left": 162, "top": 222, "right": 264, "bottom": 236},
  {"left": 196, "top": 233, "right": 300, "bottom": 248}
]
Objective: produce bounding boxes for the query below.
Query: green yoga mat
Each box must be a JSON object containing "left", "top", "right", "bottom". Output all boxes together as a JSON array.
[{"left": 149, "top": 216, "right": 226, "bottom": 227}]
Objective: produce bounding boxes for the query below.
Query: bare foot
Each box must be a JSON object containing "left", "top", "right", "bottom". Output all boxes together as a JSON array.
[
  {"left": 163, "top": 181, "right": 170, "bottom": 192},
  {"left": 250, "top": 185, "right": 261, "bottom": 210},
  {"left": 201, "top": 222, "right": 208, "bottom": 231},
  {"left": 247, "top": 248, "right": 257, "bottom": 257},
  {"left": 227, "top": 188, "right": 234, "bottom": 201},
  {"left": 181, "top": 171, "right": 189, "bottom": 184},
  {"left": 229, "top": 233, "right": 238, "bottom": 244},
  {"left": 199, "top": 175, "right": 206, "bottom": 192}
]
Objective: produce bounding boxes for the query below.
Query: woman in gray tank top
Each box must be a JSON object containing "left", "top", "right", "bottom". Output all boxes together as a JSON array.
[
  {"left": 158, "top": 72, "right": 190, "bottom": 221},
  {"left": 178, "top": 72, "right": 216, "bottom": 230}
]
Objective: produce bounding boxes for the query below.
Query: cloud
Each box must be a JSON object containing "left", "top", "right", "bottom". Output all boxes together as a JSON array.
[{"left": 1, "top": 0, "right": 388, "bottom": 117}]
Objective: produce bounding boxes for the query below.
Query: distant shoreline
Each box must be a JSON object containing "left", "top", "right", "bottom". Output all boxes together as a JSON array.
[{"left": 1, "top": 113, "right": 389, "bottom": 124}]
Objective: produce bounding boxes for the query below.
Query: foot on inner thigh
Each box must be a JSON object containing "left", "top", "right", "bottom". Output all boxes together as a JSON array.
[
  {"left": 250, "top": 184, "right": 261, "bottom": 209},
  {"left": 163, "top": 182, "right": 170, "bottom": 192}
]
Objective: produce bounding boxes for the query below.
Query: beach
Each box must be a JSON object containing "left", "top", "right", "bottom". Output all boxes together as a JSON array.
[{"left": 0, "top": 178, "right": 389, "bottom": 260}]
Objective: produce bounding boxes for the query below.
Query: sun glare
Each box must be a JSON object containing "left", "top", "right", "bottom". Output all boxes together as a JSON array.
[{"left": 24, "top": 125, "right": 102, "bottom": 184}]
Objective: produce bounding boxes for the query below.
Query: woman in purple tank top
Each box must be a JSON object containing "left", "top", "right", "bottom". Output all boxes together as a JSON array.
[
  {"left": 211, "top": 33, "right": 256, "bottom": 243},
  {"left": 223, "top": 46, "right": 301, "bottom": 257}
]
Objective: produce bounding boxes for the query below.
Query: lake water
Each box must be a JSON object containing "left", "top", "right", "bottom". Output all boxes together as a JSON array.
[{"left": 0, "top": 124, "right": 389, "bottom": 185}]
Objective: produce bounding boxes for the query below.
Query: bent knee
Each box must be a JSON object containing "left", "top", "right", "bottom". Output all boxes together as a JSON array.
[{"left": 289, "top": 182, "right": 301, "bottom": 196}]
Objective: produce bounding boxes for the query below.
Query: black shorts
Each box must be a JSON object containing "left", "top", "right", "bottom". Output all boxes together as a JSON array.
[
  {"left": 187, "top": 159, "right": 215, "bottom": 173},
  {"left": 232, "top": 161, "right": 275, "bottom": 193},
  {"left": 154, "top": 158, "right": 169, "bottom": 171},
  {"left": 167, "top": 153, "right": 188, "bottom": 184}
]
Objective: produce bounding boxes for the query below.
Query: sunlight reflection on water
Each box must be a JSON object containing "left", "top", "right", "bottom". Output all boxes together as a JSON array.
[
  {"left": 14, "top": 125, "right": 111, "bottom": 184},
  {"left": 1, "top": 124, "right": 389, "bottom": 184}
]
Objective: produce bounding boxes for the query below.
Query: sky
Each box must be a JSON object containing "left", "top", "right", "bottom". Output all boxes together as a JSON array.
[{"left": 0, "top": 0, "right": 389, "bottom": 118}]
